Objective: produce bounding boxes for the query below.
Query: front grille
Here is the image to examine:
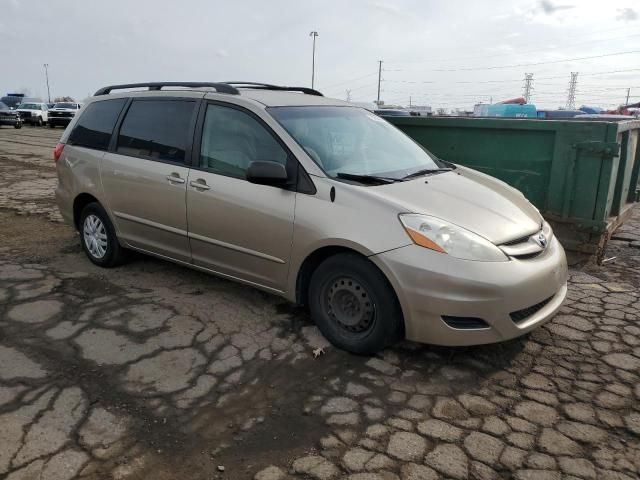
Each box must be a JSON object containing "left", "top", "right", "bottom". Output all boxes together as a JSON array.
[
  {"left": 50, "top": 111, "right": 74, "bottom": 117},
  {"left": 510, "top": 295, "right": 554, "bottom": 324},
  {"left": 442, "top": 316, "right": 490, "bottom": 329},
  {"left": 512, "top": 251, "right": 543, "bottom": 260},
  {"left": 501, "top": 235, "right": 531, "bottom": 246}
]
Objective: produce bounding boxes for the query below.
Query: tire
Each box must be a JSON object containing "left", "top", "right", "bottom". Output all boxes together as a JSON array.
[
  {"left": 36, "top": 117, "right": 43, "bottom": 127},
  {"left": 49, "top": 123, "right": 55, "bottom": 128},
  {"left": 308, "top": 253, "right": 403, "bottom": 354},
  {"left": 79, "top": 202, "right": 128, "bottom": 267},
  {"left": 14, "top": 122, "right": 22, "bottom": 129}
]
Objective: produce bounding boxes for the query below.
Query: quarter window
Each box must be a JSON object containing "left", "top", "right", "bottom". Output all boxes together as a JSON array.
[
  {"left": 199, "top": 104, "right": 288, "bottom": 178},
  {"left": 67, "top": 98, "right": 127, "bottom": 151},
  {"left": 117, "top": 100, "right": 196, "bottom": 163}
]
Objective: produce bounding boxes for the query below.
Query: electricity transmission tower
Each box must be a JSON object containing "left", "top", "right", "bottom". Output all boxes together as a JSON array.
[
  {"left": 523, "top": 73, "right": 534, "bottom": 103},
  {"left": 566, "top": 72, "right": 578, "bottom": 109},
  {"left": 345, "top": 89, "right": 352, "bottom": 102}
]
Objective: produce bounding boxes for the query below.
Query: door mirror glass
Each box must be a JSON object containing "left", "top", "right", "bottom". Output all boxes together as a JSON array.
[{"left": 246, "top": 161, "right": 288, "bottom": 186}]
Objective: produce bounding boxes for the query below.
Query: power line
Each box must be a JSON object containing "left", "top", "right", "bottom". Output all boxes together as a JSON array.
[
  {"left": 321, "top": 71, "right": 378, "bottom": 90},
  {"left": 399, "top": 50, "right": 640, "bottom": 73},
  {"left": 388, "top": 32, "right": 640, "bottom": 66}
]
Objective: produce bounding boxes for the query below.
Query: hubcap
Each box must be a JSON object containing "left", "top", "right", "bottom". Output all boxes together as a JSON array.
[
  {"left": 325, "top": 277, "right": 375, "bottom": 333},
  {"left": 83, "top": 214, "right": 108, "bottom": 259}
]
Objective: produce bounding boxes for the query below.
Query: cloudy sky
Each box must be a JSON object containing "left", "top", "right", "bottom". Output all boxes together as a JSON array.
[{"left": 2, "top": 0, "right": 639, "bottom": 110}]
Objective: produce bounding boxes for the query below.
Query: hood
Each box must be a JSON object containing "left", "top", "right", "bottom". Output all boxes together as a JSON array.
[{"left": 369, "top": 166, "right": 542, "bottom": 244}]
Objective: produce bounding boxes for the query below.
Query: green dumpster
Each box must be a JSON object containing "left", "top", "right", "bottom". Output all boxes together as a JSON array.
[{"left": 387, "top": 116, "right": 640, "bottom": 255}]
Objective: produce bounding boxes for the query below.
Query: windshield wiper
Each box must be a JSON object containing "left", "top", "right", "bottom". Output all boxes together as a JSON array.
[
  {"left": 402, "top": 168, "right": 453, "bottom": 180},
  {"left": 336, "top": 172, "right": 400, "bottom": 185}
]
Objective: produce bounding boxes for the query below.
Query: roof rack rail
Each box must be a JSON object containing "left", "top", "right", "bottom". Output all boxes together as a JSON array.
[
  {"left": 94, "top": 82, "right": 239, "bottom": 96},
  {"left": 223, "top": 82, "right": 323, "bottom": 97}
]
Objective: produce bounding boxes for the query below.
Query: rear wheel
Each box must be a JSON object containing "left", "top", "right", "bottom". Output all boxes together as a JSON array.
[
  {"left": 309, "top": 253, "right": 403, "bottom": 354},
  {"left": 79, "top": 202, "right": 128, "bottom": 267}
]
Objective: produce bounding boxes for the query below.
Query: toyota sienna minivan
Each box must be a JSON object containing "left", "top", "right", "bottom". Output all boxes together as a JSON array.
[{"left": 55, "top": 82, "right": 568, "bottom": 354}]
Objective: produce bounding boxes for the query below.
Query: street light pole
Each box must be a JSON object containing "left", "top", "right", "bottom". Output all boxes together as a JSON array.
[
  {"left": 43, "top": 64, "right": 51, "bottom": 103},
  {"left": 309, "top": 31, "right": 318, "bottom": 89}
]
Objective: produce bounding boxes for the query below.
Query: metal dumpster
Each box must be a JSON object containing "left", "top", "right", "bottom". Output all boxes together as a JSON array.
[{"left": 387, "top": 116, "right": 640, "bottom": 255}]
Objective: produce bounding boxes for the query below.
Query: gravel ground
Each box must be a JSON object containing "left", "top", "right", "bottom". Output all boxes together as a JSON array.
[{"left": 0, "top": 126, "right": 639, "bottom": 480}]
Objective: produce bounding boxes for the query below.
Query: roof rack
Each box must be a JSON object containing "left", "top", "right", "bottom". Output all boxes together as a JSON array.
[
  {"left": 94, "top": 82, "right": 239, "bottom": 96},
  {"left": 223, "top": 82, "right": 323, "bottom": 97}
]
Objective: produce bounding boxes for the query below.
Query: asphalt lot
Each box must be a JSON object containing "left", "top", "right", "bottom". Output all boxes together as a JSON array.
[{"left": 0, "top": 126, "right": 639, "bottom": 480}]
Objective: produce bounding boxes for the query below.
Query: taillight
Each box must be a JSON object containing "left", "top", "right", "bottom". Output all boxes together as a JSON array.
[{"left": 53, "top": 143, "right": 65, "bottom": 162}]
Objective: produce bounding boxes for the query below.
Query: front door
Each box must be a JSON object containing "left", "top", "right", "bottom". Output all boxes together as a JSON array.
[
  {"left": 186, "top": 103, "right": 296, "bottom": 292},
  {"left": 101, "top": 98, "right": 198, "bottom": 262}
]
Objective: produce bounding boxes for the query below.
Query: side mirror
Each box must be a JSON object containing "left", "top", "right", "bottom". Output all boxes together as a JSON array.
[{"left": 246, "top": 161, "right": 289, "bottom": 186}]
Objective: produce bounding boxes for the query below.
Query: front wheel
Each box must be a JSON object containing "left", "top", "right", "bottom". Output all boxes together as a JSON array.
[
  {"left": 49, "top": 123, "right": 55, "bottom": 128},
  {"left": 309, "top": 253, "right": 403, "bottom": 354},
  {"left": 14, "top": 122, "right": 22, "bottom": 129},
  {"left": 79, "top": 202, "right": 128, "bottom": 267},
  {"left": 36, "top": 117, "right": 43, "bottom": 127}
]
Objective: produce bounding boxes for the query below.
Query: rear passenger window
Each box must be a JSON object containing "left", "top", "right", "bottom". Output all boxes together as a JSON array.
[
  {"left": 117, "top": 100, "right": 196, "bottom": 163},
  {"left": 68, "top": 99, "right": 126, "bottom": 151}
]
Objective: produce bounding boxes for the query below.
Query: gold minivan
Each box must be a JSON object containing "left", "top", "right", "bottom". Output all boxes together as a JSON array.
[{"left": 55, "top": 82, "right": 568, "bottom": 354}]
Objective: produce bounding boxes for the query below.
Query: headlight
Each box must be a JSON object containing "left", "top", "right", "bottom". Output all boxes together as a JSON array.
[{"left": 399, "top": 214, "right": 508, "bottom": 262}]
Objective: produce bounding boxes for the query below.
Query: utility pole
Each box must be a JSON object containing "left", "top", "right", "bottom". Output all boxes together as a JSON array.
[
  {"left": 376, "top": 60, "right": 383, "bottom": 105},
  {"left": 309, "top": 31, "right": 318, "bottom": 89},
  {"left": 523, "top": 73, "right": 534, "bottom": 103},
  {"left": 43, "top": 63, "right": 51, "bottom": 103},
  {"left": 566, "top": 72, "right": 578, "bottom": 109},
  {"left": 409, "top": 96, "right": 412, "bottom": 107},
  {"left": 625, "top": 88, "right": 631, "bottom": 105}
]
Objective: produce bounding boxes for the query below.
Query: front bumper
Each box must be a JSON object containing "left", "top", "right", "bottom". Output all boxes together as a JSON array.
[
  {"left": 19, "top": 114, "right": 39, "bottom": 124},
  {"left": 0, "top": 117, "right": 21, "bottom": 126},
  {"left": 373, "top": 236, "right": 568, "bottom": 346},
  {"left": 49, "top": 117, "right": 73, "bottom": 126}
]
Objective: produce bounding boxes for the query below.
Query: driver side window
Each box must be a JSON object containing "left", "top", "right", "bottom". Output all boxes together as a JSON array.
[{"left": 199, "top": 104, "right": 288, "bottom": 179}]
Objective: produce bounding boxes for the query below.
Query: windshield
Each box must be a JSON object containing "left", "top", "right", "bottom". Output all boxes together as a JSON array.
[
  {"left": 18, "top": 103, "right": 39, "bottom": 110},
  {"left": 0, "top": 102, "right": 8, "bottom": 110},
  {"left": 54, "top": 103, "right": 76, "bottom": 109},
  {"left": 1, "top": 97, "right": 22, "bottom": 109},
  {"left": 269, "top": 106, "right": 442, "bottom": 180}
]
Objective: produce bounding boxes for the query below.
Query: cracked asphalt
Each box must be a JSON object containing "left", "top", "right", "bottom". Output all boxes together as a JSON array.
[{"left": 0, "top": 126, "right": 639, "bottom": 480}]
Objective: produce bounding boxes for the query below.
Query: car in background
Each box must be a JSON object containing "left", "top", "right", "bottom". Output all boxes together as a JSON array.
[
  {"left": 1, "top": 94, "right": 42, "bottom": 110},
  {"left": 16, "top": 102, "right": 49, "bottom": 126},
  {"left": 48, "top": 102, "right": 82, "bottom": 128},
  {"left": 374, "top": 109, "right": 413, "bottom": 117},
  {"left": 0, "top": 102, "right": 23, "bottom": 128},
  {"left": 536, "top": 109, "right": 584, "bottom": 119}
]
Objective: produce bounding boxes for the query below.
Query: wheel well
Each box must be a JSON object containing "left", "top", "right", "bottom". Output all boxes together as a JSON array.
[
  {"left": 72, "top": 193, "right": 99, "bottom": 230},
  {"left": 295, "top": 246, "right": 403, "bottom": 314}
]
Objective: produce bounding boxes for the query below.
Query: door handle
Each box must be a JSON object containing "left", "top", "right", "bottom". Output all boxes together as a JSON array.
[
  {"left": 190, "top": 179, "right": 211, "bottom": 191},
  {"left": 166, "top": 173, "right": 185, "bottom": 184}
]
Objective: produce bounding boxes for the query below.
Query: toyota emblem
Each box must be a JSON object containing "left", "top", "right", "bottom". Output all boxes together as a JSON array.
[{"left": 534, "top": 232, "right": 548, "bottom": 248}]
